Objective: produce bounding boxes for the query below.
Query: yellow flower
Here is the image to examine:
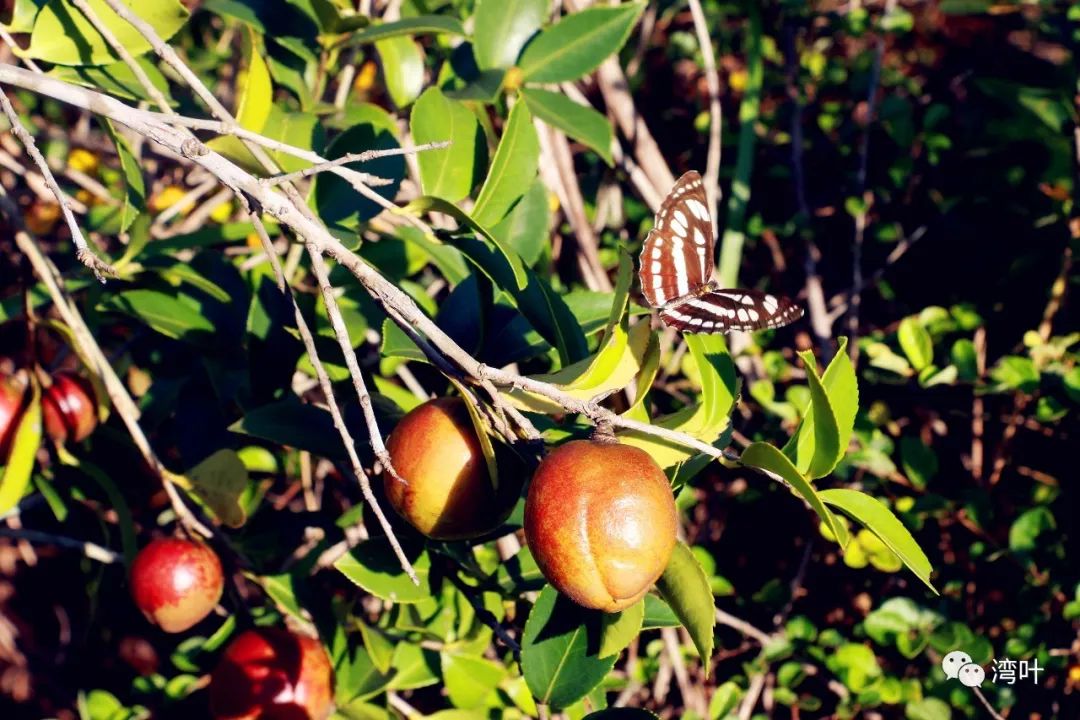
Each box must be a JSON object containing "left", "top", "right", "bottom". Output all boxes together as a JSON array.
[
  {"left": 150, "top": 185, "right": 192, "bottom": 214},
  {"left": 353, "top": 60, "right": 378, "bottom": 93},
  {"left": 67, "top": 148, "right": 99, "bottom": 174},
  {"left": 210, "top": 200, "right": 233, "bottom": 223}
]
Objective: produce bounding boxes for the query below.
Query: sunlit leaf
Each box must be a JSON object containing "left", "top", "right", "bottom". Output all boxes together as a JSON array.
[{"left": 655, "top": 541, "right": 714, "bottom": 671}]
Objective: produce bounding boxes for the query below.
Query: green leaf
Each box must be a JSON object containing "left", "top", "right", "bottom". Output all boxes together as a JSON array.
[
  {"left": 334, "top": 537, "right": 433, "bottom": 604},
  {"left": 472, "top": 100, "right": 540, "bottom": 228},
  {"left": 905, "top": 697, "right": 952, "bottom": 720},
  {"left": 641, "top": 594, "right": 680, "bottom": 629},
  {"left": 355, "top": 617, "right": 395, "bottom": 675},
  {"left": 102, "top": 120, "right": 145, "bottom": 236},
  {"left": 899, "top": 437, "right": 938, "bottom": 489},
  {"left": 654, "top": 541, "right": 715, "bottom": 671},
  {"left": 709, "top": 681, "right": 742, "bottom": 718},
  {"left": 312, "top": 105, "right": 403, "bottom": 228},
  {"left": 229, "top": 397, "right": 347, "bottom": 459},
  {"left": 387, "top": 642, "right": 440, "bottom": 691},
  {"left": 0, "top": 382, "right": 41, "bottom": 515},
  {"left": 507, "top": 257, "right": 652, "bottom": 413},
  {"left": 350, "top": 15, "right": 465, "bottom": 45},
  {"left": 795, "top": 350, "right": 840, "bottom": 479},
  {"left": 521, "top": 585, "right": 616, "bottom": 710},
  {"left": 2, "top": 0, "right": 47, "bottom": 33},
  {"left": 950, "top": 338, "right": 978, "bottom": 381},
  {"left": 741, "top": 442, "right": 849, "bottom": 548},
  {"left": 375, "top": 34, "right": 424, "bottom": 108},
  {"left": 490, "top": 179, "right": 549, "bottom": 267},
  {"left": 255, "top": 572, "right": 305, "bottom": 621},
  {"left": 783, "top": 339, "right": 856, "bottom": 479},
  {"left": 102, "top": 289, "right": 214, "bottom": 343},
  {"left": 404, "top": 196, "right": 527, "bottom": 290},
  {"left": 441, "top": 651, "right": 507, "bottom": 708},
  {"left": 518, "top": 2, "right": 645, "bottom": 83},
  {"left": 598, "top": 599, "right": 644, "bottom": 659},
  {"left": 1008, "top": 507, "right": 1055, "bottom": 552},
  {"left": 26, "top": 0, "right": 189, "bottom": 66},
  {"left": 473, "top": 0, "right": 546, "bottom": 70},
  {"left": 520, "top": 87, "right": 613, "bottom": 165},
  {"left": 411, "top": 88, "right": 484, "bottom": 202},
  {"left": 49, "top": 58, "right": 175, "bottom": 104},
  {"left": 620, "top": 333, "right": 736, "bottom": 470},
  {"left": 172, "top": 449, "right": 248, "bottom": 528},
  {"left": 820, "top": 488, "right": 935, "bottom": 592},
  {"left": 898, "top": 317, "right": 934, "bottom": 371},
  {"left": 495, "top": 547, "right": 546, "bottom": 595}
]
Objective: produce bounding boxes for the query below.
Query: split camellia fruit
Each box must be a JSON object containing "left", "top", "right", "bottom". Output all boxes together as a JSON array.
[
  {"left": 209, "top": 627, "right": 334, "bottom": 720},
  {"left": 129, "top": 537, "right": 224, "bottom": 633},
  {"left": 41, "top": 371, "right": 97, "bottom": 443},
  {"left": 384, "top": 397, "right": 513, "bottom": 540},
  {"left": 524, "top": 439, "right": 677, "bottom": 612},
  {"left": 0, "top": 376, "right": 26, "bottom": 459}
]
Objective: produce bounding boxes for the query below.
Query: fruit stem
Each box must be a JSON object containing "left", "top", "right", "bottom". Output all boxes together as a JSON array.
[{"left": 591, "top": 418, "right": 618, "bottom": 444}]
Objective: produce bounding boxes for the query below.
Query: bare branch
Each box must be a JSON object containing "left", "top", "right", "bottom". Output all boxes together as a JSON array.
[
  {"left": 0, "top": 186, "right": 212, "bottom": 539},
  {"left": 0, "top": 86, "right": 115, "bottom": 279},
  {"left": 262, "top": 142, "right": 450, "bottom": 187},
  {"left": 688, "top": 0, "right": 723, "bottom": 228}
]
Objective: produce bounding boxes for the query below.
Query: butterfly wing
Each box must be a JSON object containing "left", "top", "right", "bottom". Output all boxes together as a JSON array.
[
  {"left": 659, "top": 289, "right": 804, "bottom": 333},
  {"left": 638, "top": 171, "right": 714, "bottom": 307}
]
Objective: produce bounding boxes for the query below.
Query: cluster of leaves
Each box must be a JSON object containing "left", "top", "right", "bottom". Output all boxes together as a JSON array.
[{"left": 0, "top": 1, "right": 1077, "bottom": 720}]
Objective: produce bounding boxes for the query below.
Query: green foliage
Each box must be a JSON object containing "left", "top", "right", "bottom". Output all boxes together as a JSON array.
[{"left": 2, "top": 0, "right": 1075, "bottom": 718}]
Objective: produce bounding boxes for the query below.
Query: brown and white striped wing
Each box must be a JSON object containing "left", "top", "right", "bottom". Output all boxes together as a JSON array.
[
  {"left": 638, "top": 171, "right": 714, "bottom": 308},
  {"left": 659, "top": 289, "right": 804, "bottom": 333}
]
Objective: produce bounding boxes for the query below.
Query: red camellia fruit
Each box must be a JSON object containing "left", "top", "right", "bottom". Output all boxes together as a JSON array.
[
  {"left": 524, "top": 439, "right": 678, "bottom": 612},
  {"left": 129, "top": 538, "right": 224, "bottom": 633},
  {"left": 0, "top": 376, "right": 26, "bottom": 459},
  {"left": 384, "top": 397, "right": 513, "bottom": 540},
  {"left": 210, "top": 628, "right": 334, "bottom": 720},
  {"left": 41, "top": 371, "right": 97, "bottom": 443}
]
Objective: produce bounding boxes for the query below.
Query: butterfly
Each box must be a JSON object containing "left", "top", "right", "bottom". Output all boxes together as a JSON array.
[{"left": 638, "top": 171, "right": 803, "bottom": 333}]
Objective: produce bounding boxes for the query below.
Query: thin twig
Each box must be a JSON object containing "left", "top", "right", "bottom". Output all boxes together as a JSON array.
[
  {"left": 0, "top": 526, "right": 121, "bottom": 564},
  {"left": 687, "top": 0, "right": 722, "bottom": 228},
  {"left": 0, "top": 186, "right": 212, "bottom": 539},
  {"left": 0, "top": 87, "right": 114, "bottom": 279},
  {"left": 715, "top": 608, "right": 774, "bottom": 646},
  {"left": 305, "top": 246, "right": 406, "bottom": 486},
  {"left": 261, "top": 142, "right": 449, "bottom": 187}
]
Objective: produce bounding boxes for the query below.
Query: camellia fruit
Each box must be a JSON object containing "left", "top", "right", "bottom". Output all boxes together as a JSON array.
[
  {"left": 129, "top": 538, "right": 224, "bottom": 633},
  {"left": 41, "top": 371, "right": 97, "bottom": 443},
  {"left": 524, "top": 439, "right": 678, "bottom": 612},
  {"left": 384, "top": 397, "right": 513, "bottom": 540},
  {"left": 210, "top": 628, "right": 334, "bottom": 720},
  {"left": 0, "top": 376, "right": 26, "bottom": 459}
]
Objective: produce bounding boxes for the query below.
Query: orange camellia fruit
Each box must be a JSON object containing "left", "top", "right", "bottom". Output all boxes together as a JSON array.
[
  {"left": 41, "top": 371, "right": 97, "bottom": 444},
  {"left": 384, "top": 397, "right": 512, "bottom": 540},
  {"left": 524, "top": 439, "right": 678, "bottom": 612},
  {"left": 210, "top": 628, "right": 334, "bottom": 720},
  {"left": 129, "top": 538, "right": 224, "bottom": 633}
]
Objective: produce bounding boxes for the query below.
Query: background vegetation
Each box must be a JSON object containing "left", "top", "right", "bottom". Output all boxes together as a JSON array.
[{"left": 0, "top": 0, "right": 1076, "bottom": 719}]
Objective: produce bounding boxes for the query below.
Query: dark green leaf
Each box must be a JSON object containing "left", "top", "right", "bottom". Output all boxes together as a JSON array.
[
  {"left": 473, "top": 0, "right": 546, "bottom": 70},
  {"left": 520, "top": 87, "right": 613, "bottom": 165},
  {"left": 518, "top": 3, "right": 645, "bottom": 83},
  {"left": 350, "top": 15, "right": 465, "bottom": 45},
  {"left": 334, "top": 537, "right": 433, "bottom": 604},
  {"left": 411, "top": 88, "right": 484, "bottom": 202},
  {"left": 655, "top": 541, "right": 715, "bottom": 671},
  {"left": 521, "top": 585, "right": 616, "bottom": 710},
  {"left": 598, "top": 599, "right": 643, "bottom": 659},
  {"left": 472, "top": 100, "right": 539, "bottom": 228},
  {"left": 26, "top": 0, "right": 189, "bottom": 66},
  {"left": 820, "top": 488, "right": 935, "bottom": 592},
  {"left": 741, "top": 442, "right": 848, "bottom": 548}
]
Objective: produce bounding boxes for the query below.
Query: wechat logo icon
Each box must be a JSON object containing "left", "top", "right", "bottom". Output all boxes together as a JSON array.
[{"left": 942, "top": 650, "right": 984, "bottom": 688}]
